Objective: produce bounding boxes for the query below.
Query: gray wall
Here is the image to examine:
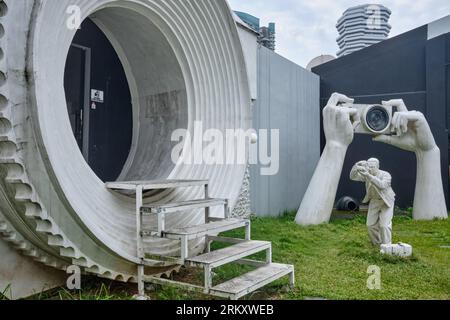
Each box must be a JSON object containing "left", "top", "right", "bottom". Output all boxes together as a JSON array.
[{"left": 251, "top": 47, "right": 320, "bottom": 217}]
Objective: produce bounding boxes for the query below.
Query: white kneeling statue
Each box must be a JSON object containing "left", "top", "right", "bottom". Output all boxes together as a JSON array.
[{"left": 350, "top": 158, "right": 395, "bottom": 245}]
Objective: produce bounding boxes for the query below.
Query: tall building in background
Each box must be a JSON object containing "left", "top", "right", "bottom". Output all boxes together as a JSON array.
[
  {"left": 336, "top": 4, "right": 391, "bottom": 57},
  {"left": 235, "top": 11, "right": 276, "bottom": 51},
  {"left": 259, "top": 23, "right": 276, "bottom": 51}
]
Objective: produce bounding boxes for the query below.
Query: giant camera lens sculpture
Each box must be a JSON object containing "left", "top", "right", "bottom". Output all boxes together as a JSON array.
[
  {"left": 343, "top": 104, "right": 393, "bottom": 135},
  {"left": 365, "top": 105, "right": 391, "bottom": 133}
]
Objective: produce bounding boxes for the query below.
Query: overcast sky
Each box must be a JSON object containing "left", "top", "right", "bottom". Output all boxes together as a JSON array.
[{"left": 228, "top": 0, "right": 450, "bottom": 67}]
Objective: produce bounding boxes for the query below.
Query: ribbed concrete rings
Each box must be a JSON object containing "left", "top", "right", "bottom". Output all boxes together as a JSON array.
[
  {"left": 0, "top": 0, "right": 71, "bottom": 274},
  {"left": 0, "top": 0, "right": 251, "bottom": 281}
]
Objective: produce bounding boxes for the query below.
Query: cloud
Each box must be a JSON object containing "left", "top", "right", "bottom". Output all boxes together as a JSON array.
[{"left": 228, "top": 0, "right": 450, "bottom": 67}]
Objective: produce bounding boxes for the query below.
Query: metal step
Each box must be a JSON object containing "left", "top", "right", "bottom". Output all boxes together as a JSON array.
[
  {"left": 106, "top": 179, "right": 209, "bottom": 191},
  {"left": 142, "top": 262, "right": 295, "bottom": 300},
  {"left": 163, "top": 218, "right": 249, "bottom": 241},
  {"left": 209, "top": 263, "right": 295, "bottom": 300},
  {"left": 187, "top": 240, "right": 271, "bottom": 268},
  {"left": 141, "top": 198, "right": 227, "bottom": 215}
]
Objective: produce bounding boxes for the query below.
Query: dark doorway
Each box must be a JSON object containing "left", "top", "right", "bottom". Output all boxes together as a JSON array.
[
  {"left": 64, "top": 45, "right": 89, "bottom": 157},
  {"left": 64, "top": 18, "right": 133, "bottom": 182}
]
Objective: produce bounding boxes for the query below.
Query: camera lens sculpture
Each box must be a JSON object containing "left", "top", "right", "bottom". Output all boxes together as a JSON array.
[
  {"left": 0, "top": 0, "right": 251, "bottom": 298},
  {"left": 348, "top": 104, "right": 393, "bottom": 135}
]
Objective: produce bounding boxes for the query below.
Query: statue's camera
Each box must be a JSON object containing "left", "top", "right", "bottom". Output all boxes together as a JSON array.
[{"left": 343, "top": 104, "right": 393, "bottom": 135}]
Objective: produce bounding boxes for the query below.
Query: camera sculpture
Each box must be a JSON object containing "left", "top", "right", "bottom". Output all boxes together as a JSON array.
[
  {"left": 347, "top": 103, "right": 394, "bottom": 135},
  {"left": 0, "top": 0, "right": 252, "bottom": 298},
  {"left": 296, "top": 93, "right": 448, "bottom": 226}
]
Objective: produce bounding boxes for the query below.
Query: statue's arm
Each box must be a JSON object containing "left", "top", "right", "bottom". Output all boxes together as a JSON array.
[
  {"left": 368, "top": 172, "right": 391, "bottom": 190},
  {"left": 414, "top": 147, "right": 447, "bottom": 219},
  {"left": 374, "top": 100, "right": 448, "bottom": 220},
  {"left": 296, "top": 93, "right": 357, "bottom": 226},
  {"left": 295, "top": 142, "right": 348, "bottom": 225},
  {"left": 350, "top": 163, "right": 364, "bottom": 182}
]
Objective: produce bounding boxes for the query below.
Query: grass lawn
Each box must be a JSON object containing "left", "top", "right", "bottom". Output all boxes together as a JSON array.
[{"left": 15, "top": 212, "right": 450, "bottom": 300}]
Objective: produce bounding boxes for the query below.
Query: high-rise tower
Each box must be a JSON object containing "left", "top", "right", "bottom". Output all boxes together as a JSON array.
[
  {"left": 235, "top": 11, "right": 276, "bottom": 51},
  {"left": 337, "top": 4, "right": 391, "bottom": 57}
]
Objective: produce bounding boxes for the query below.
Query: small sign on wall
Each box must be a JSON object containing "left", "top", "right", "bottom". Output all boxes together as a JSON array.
[{"left": 91, "top": 89, "right": 104, "bottom": 103}]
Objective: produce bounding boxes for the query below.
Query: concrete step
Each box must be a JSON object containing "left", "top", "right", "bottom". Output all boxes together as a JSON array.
[
  {"left": 163, "top": 218, "right": 249, "bottom": 241},
  {"left": 209, "top": 263, "right": 295, "bottom": 300},
  {"left": 141, "top": 198, "right": 227, "bottom": 215},
  {"left": 187, "top": 240, "right": 271, "bottom": 268}
]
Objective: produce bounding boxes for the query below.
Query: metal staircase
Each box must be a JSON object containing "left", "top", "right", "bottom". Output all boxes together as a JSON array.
[{"left": 106, "top": 180, "right": 295, "bottom": 300}]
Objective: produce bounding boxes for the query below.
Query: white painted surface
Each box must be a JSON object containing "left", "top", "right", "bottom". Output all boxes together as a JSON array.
[
  {"left": 210, "top": 263, "right": 294, "bottom": 300},
  {"left": 380, "top": 243, "right": 413, "bottom": 258},
  {"left": 0, "top": 240, "right": 65, "bottom": 299},
  {"left": 296, "top": 96, "right": 448, "bottom": 226},
  {"left": 237, "top": 24, "right": 258, "bottom": 100},
  {"left": 306, "top": 55, "right": 336, "bottom": 71},
  {"left": 350, "top": 159, "right": 395, "bottom": 245},
  {"left": 428, "top": 14, "right": 450, "bottom": 40},
  {"left": 296, "top": 93, "right": 355, "bottom": 225},
  {"left": 374, "top": 100, "right": 448, "bottom": 221},
  {"left": 187, "top": 240, "right": 270, "bottom": 268},
  {"left": 0, "top": 0, "right": 252, "bottom": 289}
]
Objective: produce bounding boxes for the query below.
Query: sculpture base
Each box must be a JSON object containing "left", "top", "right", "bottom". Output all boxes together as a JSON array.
[
  {"left": 380, "top": 243, "right": 413, "bottom": 258},
  {"left": 0, "top": 240, "right": 65, "bottom": 299}
]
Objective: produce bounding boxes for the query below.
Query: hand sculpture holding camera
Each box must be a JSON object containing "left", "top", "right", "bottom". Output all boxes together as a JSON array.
[
  {"left": 373, "top": 100, "right": 448, "bottom": 220},
  {"left": 296, "top": 93, "right": 357, "bottom": 225},
  {"left": 373, "top": 100, "right": 437, "bottom": 152},
  {"left": 296, "top": 94, "right": 448, "bottom": 226}
]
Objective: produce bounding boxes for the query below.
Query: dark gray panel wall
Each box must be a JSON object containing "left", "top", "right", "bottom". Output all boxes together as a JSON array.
[{"left": 251, "top": 47, "right": 320, "bottom": 217}]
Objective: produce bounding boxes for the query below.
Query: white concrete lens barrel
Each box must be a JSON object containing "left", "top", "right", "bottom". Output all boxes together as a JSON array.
[{"left": 0, "top": 0, "right": 251, "bottom": 280}]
